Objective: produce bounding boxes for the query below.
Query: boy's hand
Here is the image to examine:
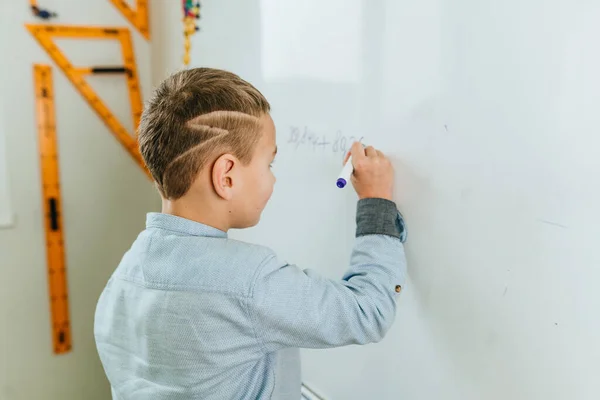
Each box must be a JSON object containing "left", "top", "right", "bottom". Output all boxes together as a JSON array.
[{"left": 344, "top": 142, "right": 395, "bottom": 201}]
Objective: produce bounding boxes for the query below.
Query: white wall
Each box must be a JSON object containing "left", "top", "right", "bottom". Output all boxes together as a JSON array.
[
  {"left": 149, "top": 0, "right": 185, "bottom": 86},
  {"left": 0, "top": 1, "right": 159, "bottom": 399},
  {"left": 0, "top": 104, "right": 12, "bottom": 228}
]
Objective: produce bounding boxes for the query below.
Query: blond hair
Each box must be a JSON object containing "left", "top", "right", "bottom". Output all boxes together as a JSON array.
[{"left": 138, "top": 68, "right": 270, "bottom": 199}]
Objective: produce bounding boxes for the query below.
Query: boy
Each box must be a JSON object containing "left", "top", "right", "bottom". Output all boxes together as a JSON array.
[{"left": 94, "top": 68, "right": 407, "bottom": 400}]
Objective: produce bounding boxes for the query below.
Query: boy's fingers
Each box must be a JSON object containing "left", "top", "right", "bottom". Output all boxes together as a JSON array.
[
  {"left": 365, "top": 146, "right": 377, "bottom": 157},
  {"left": 350, "top": 141, "right": 366, "bottom": 162}
]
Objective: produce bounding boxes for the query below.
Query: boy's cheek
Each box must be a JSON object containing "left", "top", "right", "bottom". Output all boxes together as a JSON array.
[{"left": 262, "top": 183, "right": 274, "bottom": 207}]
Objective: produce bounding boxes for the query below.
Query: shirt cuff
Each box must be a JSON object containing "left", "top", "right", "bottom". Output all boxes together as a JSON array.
[{"left": 356, "top": 198, "right": 407, "bottom": 242}]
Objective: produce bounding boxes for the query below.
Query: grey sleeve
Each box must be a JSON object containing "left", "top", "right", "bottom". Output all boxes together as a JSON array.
[{"left": 356, "top": 198, "right": 407, "bottom": 242}]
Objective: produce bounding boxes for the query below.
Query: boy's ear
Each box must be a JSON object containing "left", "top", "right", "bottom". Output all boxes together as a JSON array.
[{"left": 211, "top": 154, "right": 236, "bottom": 200}]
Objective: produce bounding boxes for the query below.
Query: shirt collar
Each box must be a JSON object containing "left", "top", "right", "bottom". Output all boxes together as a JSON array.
[{"left": 146, "top": 213, "right": 228, "bottom": 238}]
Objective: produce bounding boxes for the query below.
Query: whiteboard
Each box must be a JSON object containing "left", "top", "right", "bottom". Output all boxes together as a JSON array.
[
  {"left": 194, "top": 0, "right": 600, "bottom": 399},
  {"left": 0, "top": 104, "right": 12, "bottom": 228}
]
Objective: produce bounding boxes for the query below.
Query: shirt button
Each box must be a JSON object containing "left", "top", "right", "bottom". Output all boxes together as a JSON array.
[{"left": 395, "top": 285, "right": 402, "bottom": 293}]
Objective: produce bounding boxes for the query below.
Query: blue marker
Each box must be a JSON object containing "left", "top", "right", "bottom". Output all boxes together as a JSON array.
[{"left": 336, "top": 156, "right": 353, "bottom": 188}]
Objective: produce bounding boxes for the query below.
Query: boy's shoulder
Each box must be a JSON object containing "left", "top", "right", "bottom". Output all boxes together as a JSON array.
[{"left": 117, "top": 229, "right": 278, "bottom": 298}]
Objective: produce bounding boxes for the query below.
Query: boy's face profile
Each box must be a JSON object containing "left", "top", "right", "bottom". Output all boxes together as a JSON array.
[{"left": 230, "top": 113, "right": 277, "bottom": 229}]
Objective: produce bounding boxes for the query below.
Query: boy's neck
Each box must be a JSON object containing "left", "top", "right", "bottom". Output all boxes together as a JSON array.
[{"left": 161, "top": 198, "right": 230, "bottom": 233}]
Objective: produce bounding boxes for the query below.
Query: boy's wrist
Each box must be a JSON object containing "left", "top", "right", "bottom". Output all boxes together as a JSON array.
[{"left": 357, "top": 191, "right": 393, "bottom": 201}]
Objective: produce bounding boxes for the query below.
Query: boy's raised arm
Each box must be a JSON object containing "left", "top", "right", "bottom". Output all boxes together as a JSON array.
[{"left": 248, "top": 197, "right": 407, "bottom": 352}]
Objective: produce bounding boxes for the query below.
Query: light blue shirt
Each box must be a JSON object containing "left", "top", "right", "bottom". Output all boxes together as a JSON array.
[{"left": 94, "top": 199, "right": 407, "bottom": 399}]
